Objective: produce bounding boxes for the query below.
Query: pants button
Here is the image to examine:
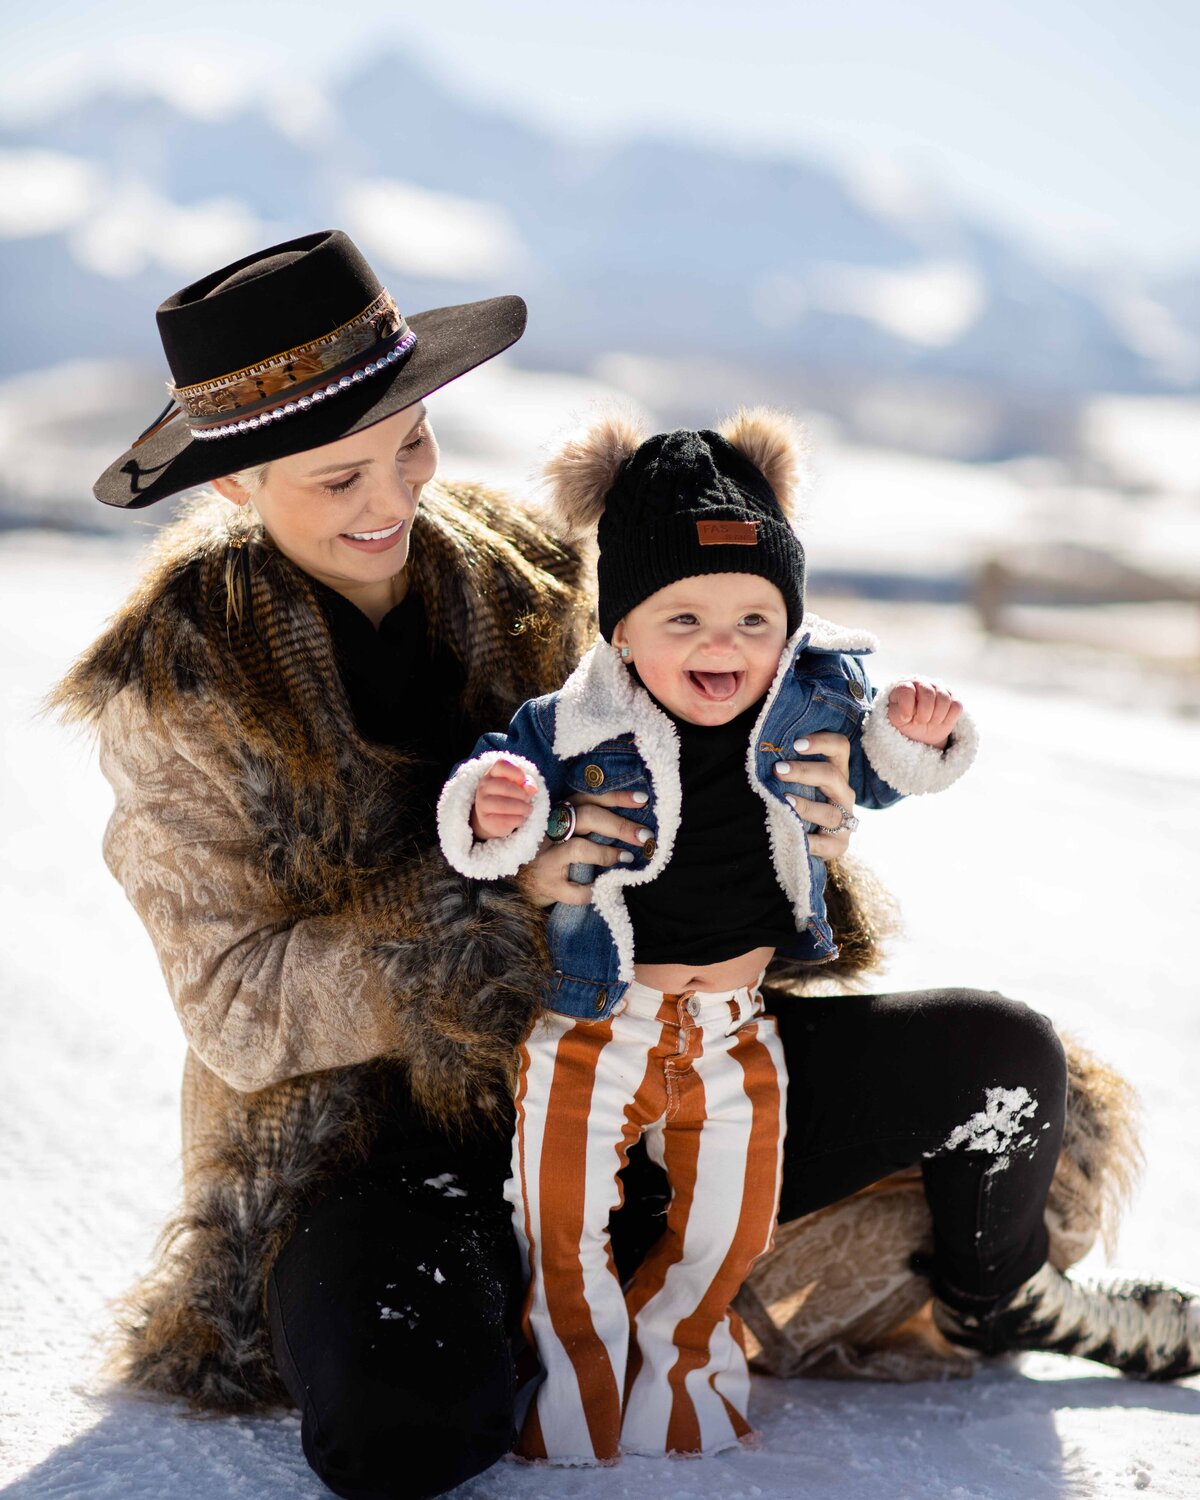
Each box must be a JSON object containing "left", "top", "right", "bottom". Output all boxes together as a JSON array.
[{"left": 685, "top": 996, "right": 702, "bottom": 1018}]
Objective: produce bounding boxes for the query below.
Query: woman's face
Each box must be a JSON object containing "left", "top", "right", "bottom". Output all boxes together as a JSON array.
[{"left": 214, "top": 402, "right": 438, "bottom": 615}]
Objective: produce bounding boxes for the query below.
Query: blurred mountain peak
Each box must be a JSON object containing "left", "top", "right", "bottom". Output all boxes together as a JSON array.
[{"left": 1, "top": 53, "right": 1198, "bottom": 445}]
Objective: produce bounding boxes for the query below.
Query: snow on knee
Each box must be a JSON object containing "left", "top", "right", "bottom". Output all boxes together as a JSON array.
[
  {"left": 925, "top": 1085, "right": 1040, "bottom": 1176},
  {"left": 422, "top": 1171, "right": 468, "bottom": 1197}
]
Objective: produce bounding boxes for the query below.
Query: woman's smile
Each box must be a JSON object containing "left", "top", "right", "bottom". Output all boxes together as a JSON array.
[{"left": 339, "top": 519, "right": 408, "bottom": 552}]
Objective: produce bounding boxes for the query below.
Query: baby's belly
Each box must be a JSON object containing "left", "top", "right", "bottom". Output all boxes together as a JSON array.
[{"left": 632, "top": 946, "right": 776, "bottom": 994}]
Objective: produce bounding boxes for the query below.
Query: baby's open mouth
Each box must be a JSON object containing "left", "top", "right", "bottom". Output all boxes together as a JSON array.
[{"left": 686, "top": 670, "right": 742, "bottom": 701}]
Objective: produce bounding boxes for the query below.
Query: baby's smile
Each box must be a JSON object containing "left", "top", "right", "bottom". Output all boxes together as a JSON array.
[{"left": 685, "top": 669, "right": 744, "bottom": 703}]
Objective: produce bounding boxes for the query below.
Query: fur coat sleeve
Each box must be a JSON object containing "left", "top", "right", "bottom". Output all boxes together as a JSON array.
[
  {"left": 98, "top": 687, "right": 422, "bottom": 1093},
  {"left": 93, "top": 678, "right": 559, "bottom": 1126}
]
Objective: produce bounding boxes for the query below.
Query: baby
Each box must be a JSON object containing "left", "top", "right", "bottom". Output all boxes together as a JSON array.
[{"left": 437, "top": 410, "right": 977, "bottom": 1463}]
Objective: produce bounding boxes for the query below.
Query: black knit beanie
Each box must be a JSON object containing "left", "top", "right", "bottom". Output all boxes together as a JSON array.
[{"left": 595, "top": 428, "right": 805, "bottom": 641}]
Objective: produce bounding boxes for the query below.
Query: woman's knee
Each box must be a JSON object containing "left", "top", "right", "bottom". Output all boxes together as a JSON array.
[
  {"left": 926, "top": 988, "right": 1067, "bottom": 1105},
  {"left": 293, "top": 1343, "right": 515, "bottom": 1500},
  {"left": 268, "top": 1221, "right": 519, "bottom": 1500},
  {"left": 302, "top": 1386, "right": 513, "bottom": 1499}
]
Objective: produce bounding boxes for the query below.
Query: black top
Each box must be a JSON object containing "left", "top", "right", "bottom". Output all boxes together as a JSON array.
[
  {"left": 313, "top": 576, "right": 510, "bottom": 1159},
  {"left": 312, "top": 577, "right": 473, "bottom": 842},
  {"left": 624, "top": 697, "right": 797, "bottom": 966}
]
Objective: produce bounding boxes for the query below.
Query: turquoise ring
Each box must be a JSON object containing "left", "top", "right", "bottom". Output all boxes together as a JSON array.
[{"left": 546, "top": 802, "right": 577, "bottom": 844}]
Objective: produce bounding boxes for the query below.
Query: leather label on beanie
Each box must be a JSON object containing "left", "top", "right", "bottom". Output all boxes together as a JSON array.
[{"left": 696, "top": 520, "right": 759, "bottom": 546}]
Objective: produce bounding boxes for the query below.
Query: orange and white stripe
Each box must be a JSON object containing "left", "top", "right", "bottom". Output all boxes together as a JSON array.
[{"left": 506, "top": 979, "right": 787, "bottom": 1463}]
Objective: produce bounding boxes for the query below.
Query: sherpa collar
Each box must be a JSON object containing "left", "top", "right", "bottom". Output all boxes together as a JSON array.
[{"left": 552, "top": 611, "right": 876, "bottom": 751}]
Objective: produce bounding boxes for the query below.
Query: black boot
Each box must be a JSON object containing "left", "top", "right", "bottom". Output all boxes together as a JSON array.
[{"left": 932, "top": 1262, "right": 1200, "bottom": 1381}]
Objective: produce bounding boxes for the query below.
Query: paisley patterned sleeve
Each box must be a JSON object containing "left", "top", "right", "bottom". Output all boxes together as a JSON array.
[{"left": 96, "top": 688, "right": 418, "bottom": 1093}]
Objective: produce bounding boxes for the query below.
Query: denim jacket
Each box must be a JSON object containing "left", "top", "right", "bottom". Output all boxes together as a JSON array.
[{"left": 438, "top": 615, "right": 977, "bottom": 1020}]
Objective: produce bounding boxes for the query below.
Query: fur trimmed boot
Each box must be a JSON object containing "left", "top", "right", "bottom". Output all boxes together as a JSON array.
[{"left": 932, "top": 1262, "right": 1200, "bottom": 1380}]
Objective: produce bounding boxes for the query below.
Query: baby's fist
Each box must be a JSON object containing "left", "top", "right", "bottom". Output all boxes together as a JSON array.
[
  {"left": 887, "top": 679, "right": 962, "bottom": 749},
  {"left": 471, "top": 760, "right": 538, "bottom": 840}
]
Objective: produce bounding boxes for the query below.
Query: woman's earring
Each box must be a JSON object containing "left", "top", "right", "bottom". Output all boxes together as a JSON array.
[{"left": 618, "top": 645, "right": 631, "bottom": 660}]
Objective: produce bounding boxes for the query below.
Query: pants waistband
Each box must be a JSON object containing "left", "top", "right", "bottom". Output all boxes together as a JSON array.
[{"left": 620, "top": 973, "right": 766, "bottom": 1023}]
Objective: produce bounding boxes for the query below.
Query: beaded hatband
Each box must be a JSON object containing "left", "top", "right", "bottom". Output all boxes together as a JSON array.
[
  {"left": 169, "top": 289, "right": 418, "bottom": 441},
  {"left": 188, "top": 333, "right": 416, "bottom": 441}
]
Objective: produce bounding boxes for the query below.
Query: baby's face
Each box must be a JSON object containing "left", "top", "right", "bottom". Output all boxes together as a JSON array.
[{"left": 613, "top": 574, "right": 790, "bottom": 725}]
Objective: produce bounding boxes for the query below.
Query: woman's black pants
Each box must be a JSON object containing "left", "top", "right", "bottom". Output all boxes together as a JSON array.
[{"left": 267, "top": 988, "right": 1067, "bottom": 1500}]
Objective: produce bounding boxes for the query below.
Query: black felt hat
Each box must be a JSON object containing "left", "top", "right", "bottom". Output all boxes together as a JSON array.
[{"left": 94, "top": 229, "right": 527, "bottom": 508}]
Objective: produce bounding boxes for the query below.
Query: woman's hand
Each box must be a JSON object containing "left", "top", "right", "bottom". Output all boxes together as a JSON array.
[
  {"left": 515, "top": 790, "right": 652, "bottom": 908},
  {"left": 516, "top": 729, "right": 860, "bottom": 908},
  {"left": 771, "top": 730, "right": 856, "bottom": 860}
]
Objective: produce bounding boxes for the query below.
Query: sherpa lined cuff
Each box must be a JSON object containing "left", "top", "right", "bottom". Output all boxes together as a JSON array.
[
  {"left": 437, "top": 751, "right": 551, "bottom": 879},
  {"left": 860, "top": 682, "right": 979, "bottom": 795}
]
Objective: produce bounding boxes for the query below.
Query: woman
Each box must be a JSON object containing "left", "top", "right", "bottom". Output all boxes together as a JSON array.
[{"left": 53, "top": 231, "right": 1188, "bottom": 1500}]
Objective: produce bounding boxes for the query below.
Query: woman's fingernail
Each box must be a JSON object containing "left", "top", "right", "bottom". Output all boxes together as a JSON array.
[
  {"left": 786, "top": 794, "right": 800, "bottom": 807},
  {"left": 793, "top": 737, "right": 810, "bottom": 752},
  {"left": 631, "top": 790, "right": 649, "bottom": 804},
  {"left": 638, "top": 827, "right": 654, "bottom": 843},
  {"left": 618, "top": 851, "right": 634, "bottom": 863},
  {"left": 773, "top": 762, "right": 792, "bottom": 777}
]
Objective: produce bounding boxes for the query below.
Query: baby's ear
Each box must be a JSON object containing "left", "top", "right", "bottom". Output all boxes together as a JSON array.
[
  {"left": 543, "top": 408, "right": 646, "bottom": 539},
  {"left": 717, "top": 407, "right": 811, "bottom": 521}
]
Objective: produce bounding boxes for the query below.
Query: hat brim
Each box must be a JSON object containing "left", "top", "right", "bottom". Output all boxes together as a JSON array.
[{"left": 94, "top": 295, "right": 527, "bottom": 508}]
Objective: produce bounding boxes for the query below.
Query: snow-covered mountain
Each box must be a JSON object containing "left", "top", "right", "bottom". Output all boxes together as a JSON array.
[{"left": 1, "top": 53, "right": 1197, "bottom": 460}]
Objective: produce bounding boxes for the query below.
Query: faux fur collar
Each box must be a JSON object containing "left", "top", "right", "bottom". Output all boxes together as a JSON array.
[{"left": 52, "top": 480, "right": 587, "bottom": 732}]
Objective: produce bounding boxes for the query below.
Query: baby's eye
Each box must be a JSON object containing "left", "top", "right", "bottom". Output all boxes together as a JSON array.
[
  {"left": 740, "top": 613, "right": 767, "bottom": 627},
  {"left": 668, "top": 613, "right": 698, "bottom": 626},
  {"left": 325, "top": 473, "right": 361, "bottom": 494}
]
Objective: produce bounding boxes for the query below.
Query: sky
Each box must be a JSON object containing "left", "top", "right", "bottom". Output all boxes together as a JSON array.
[{"left": 2, "top": 0, "right": 1198, "bottom": 272}]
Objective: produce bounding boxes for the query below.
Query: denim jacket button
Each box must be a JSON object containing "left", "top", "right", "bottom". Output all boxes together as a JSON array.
[
  {"left": 641, "top": 836, "right": 657, "bottom": 859},
  {"left": 848, "top": 679, "right": 865, "bottom": 701},
  {"left": 594, "top": 989, "right": 608, "bottom": 1012},
  {"left": 584, "top": 764, "right": 605, "bottom": 788}
]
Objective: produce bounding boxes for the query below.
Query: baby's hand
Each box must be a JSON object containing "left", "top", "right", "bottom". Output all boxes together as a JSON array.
[
  {"left": 471, "top": 760, "right": 539, "bottom": 840},
  {"left": 887, "top": 679, "right": 962, "bottom": 749}
]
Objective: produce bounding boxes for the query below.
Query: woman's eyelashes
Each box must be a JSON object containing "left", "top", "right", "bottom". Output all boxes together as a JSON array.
[
  {"left": 325, "top": 472, "right": 361, "bottom": 495},
  {"left": 322, "top": 434, "right": 427, "bottom": 494}
]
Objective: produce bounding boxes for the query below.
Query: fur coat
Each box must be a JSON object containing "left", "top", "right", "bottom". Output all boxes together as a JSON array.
[{"left": 52, "top": 479, "right": 1140, "bottom": 1409}]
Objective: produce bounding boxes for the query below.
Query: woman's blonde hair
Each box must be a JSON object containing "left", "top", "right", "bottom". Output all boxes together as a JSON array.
[{"left": 228, "top": 462, "right": 270, "bottom": 496}]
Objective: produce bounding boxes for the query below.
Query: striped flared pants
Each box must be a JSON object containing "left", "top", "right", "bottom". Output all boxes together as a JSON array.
[{"left": 506, "top": 978, "right": 788, "bottom": 1463}]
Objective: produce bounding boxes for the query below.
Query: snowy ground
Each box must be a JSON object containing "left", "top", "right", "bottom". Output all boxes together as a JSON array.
[{"left": 2, "top": 529, "right": 1198, "bottom": 1499}]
